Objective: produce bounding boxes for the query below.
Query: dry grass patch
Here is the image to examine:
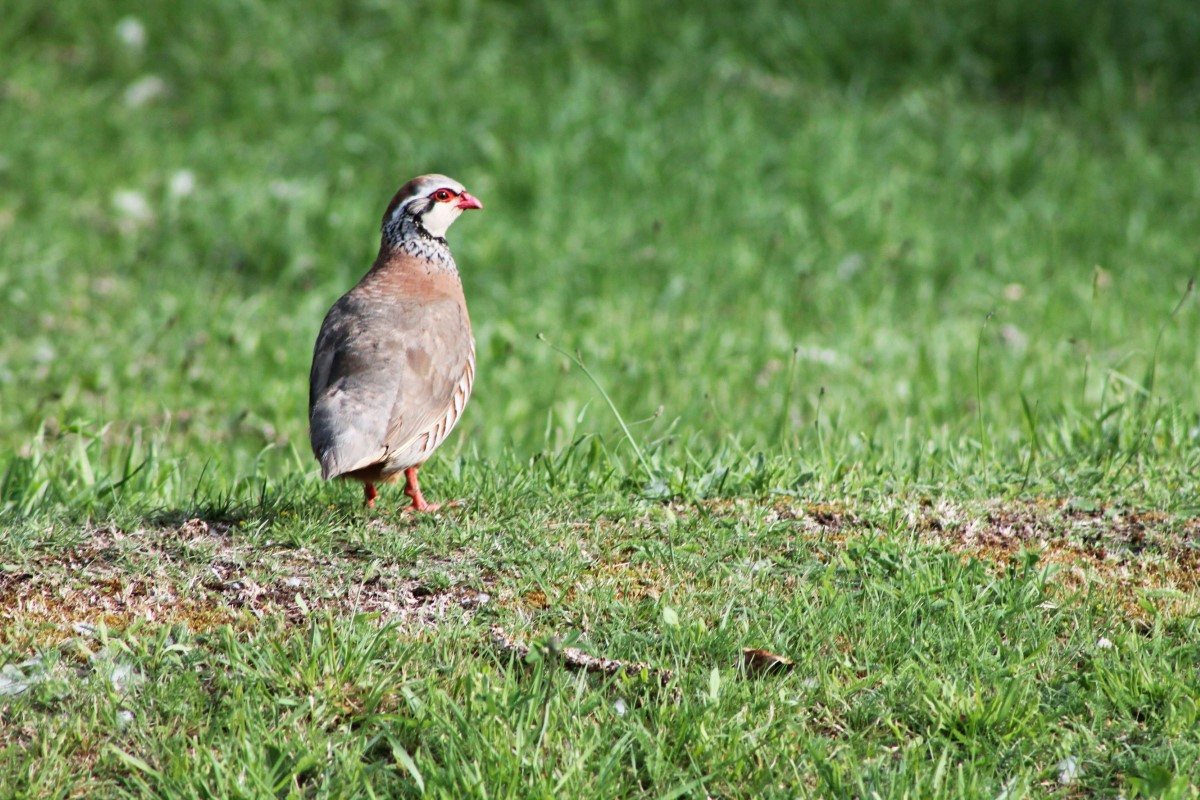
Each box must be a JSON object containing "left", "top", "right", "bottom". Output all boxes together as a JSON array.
[
  {"left": 3, "top": 498, "right": 1196, "bottom": 649},
  {"left": 1, "top": 517, "right": 494, "bottom": 647}
]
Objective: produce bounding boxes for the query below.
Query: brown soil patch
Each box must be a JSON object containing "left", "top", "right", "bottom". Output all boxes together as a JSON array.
[
  {"left": 0, "top": 518, "right": 492, "bottom": 647},
  {"left": 3, "top": 499, "right": 1195, "bottom": 646},
  {"left": 702, "top": 497, "right": 1200, "bottom": 620}
]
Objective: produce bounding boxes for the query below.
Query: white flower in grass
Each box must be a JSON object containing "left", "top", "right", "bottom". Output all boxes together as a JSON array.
[
  {"left": 112, "top": 189, "right": 153, "bottom": 229},
  {"left": 169, "top": 170, "right": 196, "bottom": 198},
  {"left": 794, "top": 345, "right": 841, "bottom": 365},
  {"left": 1057, "top": 756, "right": 1081, "bottom": 785},
  {"left": 110, "top": 663, "right": 136, "bottom": 693},
  {"left": 836, "top": 253, "right": 864, "bottom": 281},
  {"left": 32, "top": 339, "right": 56, "bottom": 364},
  {"left": 270, "top": 179, "right": 305, "bottom": 200},
  {"left": 1096, "top": 636, "right": 1113, "bottom": 650},
  {"left": 115, "top": 17, "right": 146, "bottom": 50},
  {"left": 0, "top": 659, "right": 49, "bottom": 696},
  {"left": 999, "top": 324, "right": 1028, "bottom": 350},
  {"left": 613, "top": 697, "right": 627, "bottom": 716},
  {"left": 124, "top": 75, "right": 166, "bottom": 107}
]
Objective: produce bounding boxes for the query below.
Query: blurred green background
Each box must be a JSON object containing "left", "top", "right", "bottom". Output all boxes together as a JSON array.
[{"left": 2, "top": 0, "right": 1198, "bottom": 511}]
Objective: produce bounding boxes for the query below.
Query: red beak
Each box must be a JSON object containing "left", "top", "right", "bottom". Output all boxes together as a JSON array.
[{"left": 457, "top": 191, "right": 483, "bottom": 210}]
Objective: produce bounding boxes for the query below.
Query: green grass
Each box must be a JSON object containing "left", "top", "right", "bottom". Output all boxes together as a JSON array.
[{"left": 3, "top": 1, "right": 1200, "bottom": 797}]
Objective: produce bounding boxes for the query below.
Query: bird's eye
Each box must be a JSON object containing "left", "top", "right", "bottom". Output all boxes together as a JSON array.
[{"left": 433, "top": 189, "right": 454, "bottom": 202}]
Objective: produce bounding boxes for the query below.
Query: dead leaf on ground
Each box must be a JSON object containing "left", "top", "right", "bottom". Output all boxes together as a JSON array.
[{"left": 740, "top": 647, "right": 795, "bottom": 677}]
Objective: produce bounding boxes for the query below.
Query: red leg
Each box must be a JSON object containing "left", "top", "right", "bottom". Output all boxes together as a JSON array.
[
  {"left": 363, "top": 482, "right": 378, "bottom": 508},
  {"left": 401, "top": 467, "right": 439, "bottom": 513},
  {"left": 402, "top": 466, "right": 461, "bottom": 513}
]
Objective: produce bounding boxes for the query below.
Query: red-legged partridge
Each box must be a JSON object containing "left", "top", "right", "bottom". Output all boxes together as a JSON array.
[{"left": 309, "top": 174, "right": 482, "bottom": 512}]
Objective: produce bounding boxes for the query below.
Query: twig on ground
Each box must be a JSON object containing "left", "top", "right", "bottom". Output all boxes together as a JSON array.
[{"left": 489, "top": 626, "right": 674, "bottom": 686}]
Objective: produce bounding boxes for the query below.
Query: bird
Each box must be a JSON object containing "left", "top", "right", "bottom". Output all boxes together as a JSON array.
[{"left": 308, "top": 174, "right": 483, "bottom": 512}]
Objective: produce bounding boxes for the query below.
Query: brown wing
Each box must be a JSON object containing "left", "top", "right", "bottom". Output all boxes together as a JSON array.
[{"left": 309, "top": 288, "right": 472, "bottom": 480}]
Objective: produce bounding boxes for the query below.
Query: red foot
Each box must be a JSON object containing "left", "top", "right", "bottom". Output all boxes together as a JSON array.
[
  {"left": 402, "top": 499, "right": 462, "bottom": 514},
  {"left": 363, "top": 482, "right": 378, "bottom": 508},
  {"left": 401, "top": 466, "right": 460, "bottom": 514}
]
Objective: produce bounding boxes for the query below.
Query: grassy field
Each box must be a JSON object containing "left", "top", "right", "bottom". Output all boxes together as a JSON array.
[{"left": 3, "top": 1, "right": 1200, "bottom": 797}]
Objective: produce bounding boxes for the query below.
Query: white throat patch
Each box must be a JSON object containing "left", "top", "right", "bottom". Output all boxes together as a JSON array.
[{"left": 418, "top": 201, "right": 463, "bottom": 239}]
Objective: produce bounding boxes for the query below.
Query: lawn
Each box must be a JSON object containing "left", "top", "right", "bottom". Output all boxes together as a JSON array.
[{"left": 2, "top": 1, "right": 1199, "bottom": 797}]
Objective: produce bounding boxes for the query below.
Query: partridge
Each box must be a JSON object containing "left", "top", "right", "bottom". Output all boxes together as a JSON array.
[{"left": 308, "top": 174, "right": 482, "bottom": 512}]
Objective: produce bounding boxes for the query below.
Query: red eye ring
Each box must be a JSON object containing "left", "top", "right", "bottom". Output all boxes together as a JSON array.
[{"left": 433, "top": 189, "right": 455, "bottom": 202}]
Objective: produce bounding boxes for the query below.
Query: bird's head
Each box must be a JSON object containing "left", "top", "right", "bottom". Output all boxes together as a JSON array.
[{"left": 382, "top": 174, "right": 483, "bottom": 242}]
